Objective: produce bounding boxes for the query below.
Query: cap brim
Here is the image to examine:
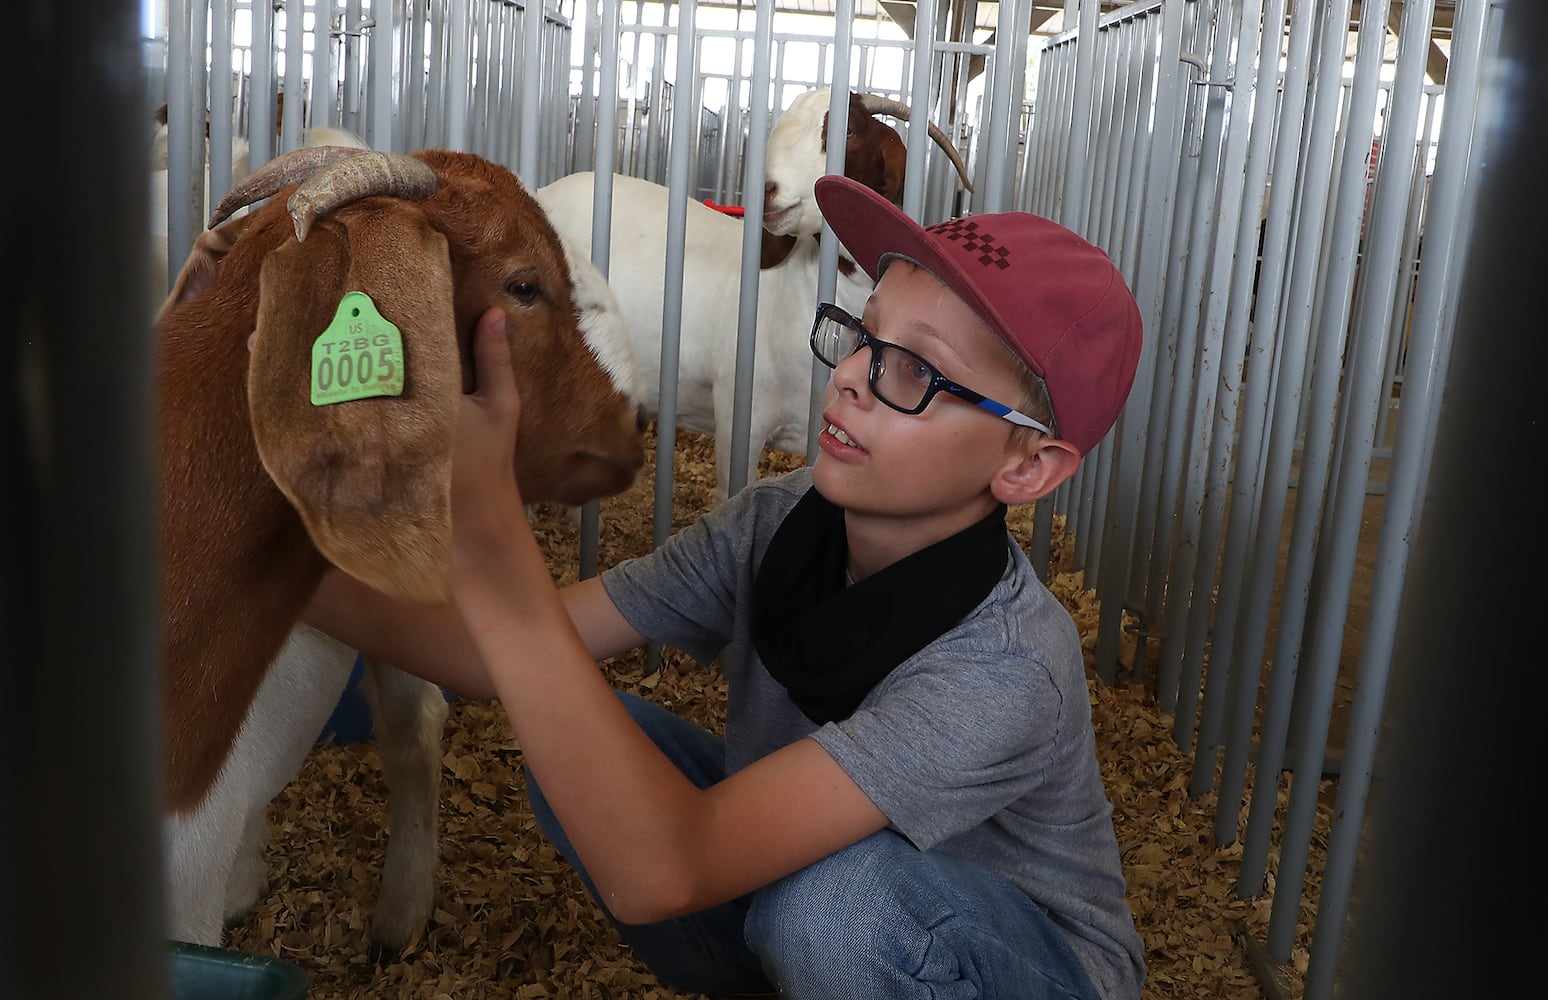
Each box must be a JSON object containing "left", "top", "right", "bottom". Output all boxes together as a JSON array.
[{"left": 814, "top": 176, "right": 1034, "bottom": 379}]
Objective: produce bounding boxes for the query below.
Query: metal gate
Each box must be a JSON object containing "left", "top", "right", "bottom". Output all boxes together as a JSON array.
[{"left": 143, "top": 2, "right": 1503, "bottom": 996}]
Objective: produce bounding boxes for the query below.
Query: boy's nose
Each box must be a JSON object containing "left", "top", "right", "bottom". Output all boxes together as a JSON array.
[{"left": 828, "top": 347, "right": 874, "bottom": 402}]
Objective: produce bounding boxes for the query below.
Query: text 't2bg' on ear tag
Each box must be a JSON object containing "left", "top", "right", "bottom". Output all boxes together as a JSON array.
[{"left": 311, "top": 291, "right": 406, "bottom": 406}]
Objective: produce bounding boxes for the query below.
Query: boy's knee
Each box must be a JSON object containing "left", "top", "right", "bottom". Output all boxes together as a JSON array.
[{"left": 745, "top": 834, "right": 941, "bottom": 980}]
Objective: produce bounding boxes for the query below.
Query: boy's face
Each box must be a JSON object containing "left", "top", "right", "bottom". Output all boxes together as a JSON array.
[{"left": 811, "top": 261, "right": 1034, "bottom": 527}]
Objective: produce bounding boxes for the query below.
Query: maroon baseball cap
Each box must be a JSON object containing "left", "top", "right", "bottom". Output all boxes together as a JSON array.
[{"left": 814, "top": 175, "right": 1142, "bottom": 456}]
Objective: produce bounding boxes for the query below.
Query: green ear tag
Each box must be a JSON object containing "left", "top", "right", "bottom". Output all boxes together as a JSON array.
[{"left": 310, "top": 291, "right": 406, "bottom": 406}]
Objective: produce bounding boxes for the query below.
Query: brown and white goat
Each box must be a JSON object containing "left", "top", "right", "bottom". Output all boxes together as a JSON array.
[
  {"left": 157, "top": 147, "right": 645, "bottom": 947},
  {"left": 533, "top": 88, "right": 972, "bottom": 498}
]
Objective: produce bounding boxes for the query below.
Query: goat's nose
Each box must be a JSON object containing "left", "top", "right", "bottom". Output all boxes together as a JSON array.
[{"left": 763, "top": 181, "right": 779, "bottom": 206}]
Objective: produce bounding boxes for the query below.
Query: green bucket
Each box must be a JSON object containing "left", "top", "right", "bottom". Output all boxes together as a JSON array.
[{"left": 169, "top": 941, "right": 309, "bottom": 1000}]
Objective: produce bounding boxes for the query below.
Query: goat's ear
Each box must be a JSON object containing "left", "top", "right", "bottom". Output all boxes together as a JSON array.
[
  {"left": 159, "top": 214, "right": 254, "bottom": 321},
  {"left": 248, "top": 206, "right": 461, "bottom": 603}
]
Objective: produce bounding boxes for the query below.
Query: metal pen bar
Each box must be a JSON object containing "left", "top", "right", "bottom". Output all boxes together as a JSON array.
[
  {"left": 1242, "top": 0, "right": 1390, "bottom": 932},
  {"left": 1374, "top": 88, "right": 1437, "bottom": 447},
  {"left": 282, "top": 0, "right": 306, "bottom": 150},
  {"left": 1059, "top": 0, "right": 1101, "bottom": 228},
  {"left": 366, "top": 0, "right": 392, "bottom": 149},
  {"left": 1093, "top": 7, "right": 1169, "bottom": 687},
  {"left": 575, "top": 0, "right": 598, "bottom": 173},
  {"left": 188, "top": 0, "right": 209, "bottom": 218},
  {"left": 1215, "top": 0, "right": 1353, "bottom": 856},
  {"left": 1267, "top": 0, "right": 1436, "bottom": 962},
  {"left": 900, "top": 0, "right": 937, "bottom": 220},
  {"left": 725, "top": 0, "right": 775, "bottom": 498},
  {"left": 579, "top": 0, "right": 622, "bottom": 579},
  {"left": 1188, "top": 0, "right": 1292, "bottom": 787},
  {"left": 978, "top": 0, "right": 1018, "bottom": 210},
  {"left": 1136, "top": 0, "right": 1209, "bottom": 627},
  {"left": 1167, "top": 0, "right": 1267, "bottom": 749},
  {"left": 209, "top": 0, "right": 234, "bottom": 208},
  {"left": 1066, "top": 25, "right": 1113, "bottom": 576},
  {"left": 1094, "top": 0, "right": 1188, "bottom": 683},
  {"left": 1032, "top": 0, "right": 1104, "bottom": 577},
  {"left": 1152, "top": 0, "right": 1237, "bottom": 718},
  {"left": 470, "top": 0, "right": 494, "bottom": 157},
  {"left": 165, "top": 0, "right": 194, "bottom": 280},
  {"left": 385, "top": 0, "right": 407, "bottom": 154},
  {"left": 341, "top": 0, "right": 361, "bottom": 136},
  {"left": 251, "top": 0, "right": 276, "bottom": 165},
  {"left": 654, "top": 0, "right": 700, "bottom": 554},
  {"left": 315, "top": 0, "right": 338, "bottom": 130},
  {"left": 1193, "top": 0, "right": 1316, "bottom": 799},
  {"left": 807, "top": 4, "right": 856, "bottom": 462},
  {"left": 494, "top": 2, "right": 515, "bottom": 164},
  {"left": 443, "top": 0, "right": 469, "bottom": 150},
  {"left": 1077, "top": 23, "right": 1131, "bottom": 588},
  {"left": 519, "top": 0, "right": 543, "bottom": 178},
  {"left": 421, "top": 0, "right": 445, "bottom": 149}
]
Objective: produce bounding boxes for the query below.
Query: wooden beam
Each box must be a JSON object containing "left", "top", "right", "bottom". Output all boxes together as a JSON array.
[{"left": 1388, "top": 1, "right": 1450, "bottom": 85}]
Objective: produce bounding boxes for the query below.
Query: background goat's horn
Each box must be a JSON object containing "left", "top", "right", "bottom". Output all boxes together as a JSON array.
[
  {"left": 207, "top": 146, "right": 370, "bottom": 229},
  {"left": 858, "top": 93, "right": 976, "bottom": 193},
  {"left": 286, "top": 151, "right": 442, "bottom": 242}
]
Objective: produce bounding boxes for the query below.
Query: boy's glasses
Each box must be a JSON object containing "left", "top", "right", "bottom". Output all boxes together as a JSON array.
[{"left": 809, "top": 303, "right": 1053, "bottom": 433}]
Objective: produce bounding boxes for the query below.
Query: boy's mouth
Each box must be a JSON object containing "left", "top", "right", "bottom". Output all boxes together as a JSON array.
[{"left": 825, "top": 422, "right": 862, "bottom": 449}]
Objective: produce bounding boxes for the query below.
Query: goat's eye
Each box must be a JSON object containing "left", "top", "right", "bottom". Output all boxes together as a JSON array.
[{"left": 507, "top": 279, "right": 540, "bottom": 301}]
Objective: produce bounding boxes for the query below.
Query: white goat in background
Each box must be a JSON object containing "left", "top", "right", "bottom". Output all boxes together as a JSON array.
[{"left": 535, "top": 87, "right": 973, "bottom": 498}]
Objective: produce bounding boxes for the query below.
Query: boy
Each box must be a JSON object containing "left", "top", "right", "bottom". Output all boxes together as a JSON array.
[{"left": 308, "top": 175, "right": 1146, "bottom": 998}]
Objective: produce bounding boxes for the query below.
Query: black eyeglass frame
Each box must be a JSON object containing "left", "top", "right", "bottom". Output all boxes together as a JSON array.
[{"left": 808, "top": 303, "right": 1054, "bottom": 434}]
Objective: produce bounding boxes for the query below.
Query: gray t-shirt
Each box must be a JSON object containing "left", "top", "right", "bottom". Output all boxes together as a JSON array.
[{"left": 601, "top": 467, "right": 1145, "bottom": 998}]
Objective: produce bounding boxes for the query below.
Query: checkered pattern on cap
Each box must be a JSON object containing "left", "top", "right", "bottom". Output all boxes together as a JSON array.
[
  {"left": 930, "top": 219, "right": 1012, "bottom": 270},
  {"left": 814, "top": 175, "right": 1143, "bottom": 456}
]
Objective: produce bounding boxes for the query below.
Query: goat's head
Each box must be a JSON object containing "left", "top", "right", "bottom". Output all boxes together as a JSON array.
[
  {"left": 762, "top": 88, "right": 975, "bottom": 240},
  {"left": 175, "top": 147, "right": 645, "bottom": 603}
]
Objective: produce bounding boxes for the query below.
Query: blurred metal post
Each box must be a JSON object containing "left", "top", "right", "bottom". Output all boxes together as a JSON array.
[
  {"left": 1339, "top": 3, "right": 1539, "bottom": 997},
  {"left": 2, "top": 0, "right": 168, "bottom": 997}
]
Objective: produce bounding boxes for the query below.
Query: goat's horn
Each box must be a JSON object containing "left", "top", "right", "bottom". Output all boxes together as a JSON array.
[
  {"left": 286, "top": 151, "right": 441, "bottom": 242},
  {"left": 207, "top": 146, "right": 370, "bottom": 229},
  {"left": 857, "top": 93, "right": 976, "bottom": 193}
]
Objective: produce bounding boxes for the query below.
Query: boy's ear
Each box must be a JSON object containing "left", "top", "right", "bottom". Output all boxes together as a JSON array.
[{"left": 991, "top": 436, "right": 1081, "bottom": 506}]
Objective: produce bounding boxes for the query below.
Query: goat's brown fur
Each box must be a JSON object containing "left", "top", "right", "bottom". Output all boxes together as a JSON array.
[
  {"left": 827, "top": 93, "right": 907, "bottom": 205},
  {"left": 157, "top": 149, "right": 644, "bottom": 813}
]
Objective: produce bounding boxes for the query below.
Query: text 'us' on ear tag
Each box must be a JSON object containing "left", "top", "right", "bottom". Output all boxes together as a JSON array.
[{"left": 311, "top": 291, "right": 406, "bottom": 406}]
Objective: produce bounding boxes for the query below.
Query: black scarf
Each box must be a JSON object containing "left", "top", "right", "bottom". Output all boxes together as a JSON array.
[{"left": 750, "top": 487, "right": 1010, "bottom": 724}]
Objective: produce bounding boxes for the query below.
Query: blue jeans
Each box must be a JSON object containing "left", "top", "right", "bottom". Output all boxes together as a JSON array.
[{"left": 524, "top": 692, "right": 1101, "bottom": 1000}]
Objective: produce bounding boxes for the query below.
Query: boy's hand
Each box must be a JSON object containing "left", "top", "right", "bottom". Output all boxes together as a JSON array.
[{"left": 450, "top": 308, "right": 527, "bottom": 556}]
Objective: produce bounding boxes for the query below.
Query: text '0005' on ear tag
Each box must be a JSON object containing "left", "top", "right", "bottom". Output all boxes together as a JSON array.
[{"left": 310, "top": 291, "right": 406, "bottom": 406}]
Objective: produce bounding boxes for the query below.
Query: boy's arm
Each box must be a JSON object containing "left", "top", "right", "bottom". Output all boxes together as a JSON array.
[
  {"left": 453, "top": 311, "right": 891, "bottom": 925},
  {"left": 304, "top": 571, "right": 649, "bottom": 701},
  {"left": 457, "top": 510, "right": 890, "bottom": 925}
]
